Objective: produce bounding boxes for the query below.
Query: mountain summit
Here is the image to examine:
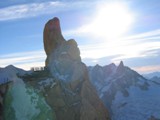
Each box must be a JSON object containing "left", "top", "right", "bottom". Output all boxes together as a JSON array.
[
  {"left": 42, "top": 17, "right": 110, "bottom": 120},
  {"left": 44, "top": 18, "right": 109, "bottom": 120},
  {"left": 43, "top": 17, "right": 65, "bottom": 66}
]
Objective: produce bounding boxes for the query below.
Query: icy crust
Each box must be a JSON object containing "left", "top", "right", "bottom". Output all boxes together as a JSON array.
[
  {"left": 4, "top": 77, "right": 56, "bottom": 120},
  {"left": 111, "top": 82, "right": 160, "bottom": 120}
]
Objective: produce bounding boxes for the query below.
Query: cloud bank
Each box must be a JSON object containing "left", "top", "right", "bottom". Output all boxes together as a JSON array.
[{"left": 0, "top": 50, "right": 45, "bottom": 70}]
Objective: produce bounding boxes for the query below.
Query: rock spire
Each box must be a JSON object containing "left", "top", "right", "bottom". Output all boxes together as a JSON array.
[
  {"left": 42, "top": 17, "right": 110, "bottom": 120},
  {"left": 43, "top": 17, "right": 65, "bottom": 66}
]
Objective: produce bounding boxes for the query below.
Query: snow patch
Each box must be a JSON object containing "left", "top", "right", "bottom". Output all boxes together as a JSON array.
[{"left": 111, "top": 85, "right": 160, "bottom": 120}]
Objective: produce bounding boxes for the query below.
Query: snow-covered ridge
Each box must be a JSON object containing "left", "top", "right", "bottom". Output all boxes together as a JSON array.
[
  {"left": 0, "top": 65, "right": 27, "bottom": 85},
  {"left": 88, "top": 61, "right": 160, "bottom": 120}
]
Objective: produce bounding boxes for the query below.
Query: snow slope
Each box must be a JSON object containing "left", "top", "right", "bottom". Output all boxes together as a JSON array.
[
  {"left": 0, "top": 65, "right": 27, "bottom": 84},
  {"left": 2, "top": 66, "right": 56, "bottom": 120},
  {"left": 112, "top": 82, "right": 160, "bottom": 120}
]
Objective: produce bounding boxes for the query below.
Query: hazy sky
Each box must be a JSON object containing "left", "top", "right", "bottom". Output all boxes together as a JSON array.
[{"left": 0, "top": 0, "right": 160, "bottom": 74}]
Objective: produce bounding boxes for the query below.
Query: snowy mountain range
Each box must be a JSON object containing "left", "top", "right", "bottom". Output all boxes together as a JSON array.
[{"left": 88, "top": 61, "right": 160, "bottom": 120}]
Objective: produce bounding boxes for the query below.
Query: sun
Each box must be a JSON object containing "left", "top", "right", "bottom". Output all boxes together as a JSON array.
[{"left": 89, "top": 2, "right": 134, "bottom": 39}]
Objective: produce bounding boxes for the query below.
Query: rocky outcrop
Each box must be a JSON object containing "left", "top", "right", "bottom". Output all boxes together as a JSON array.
[
  {"left": 0, "top": 17, "right": 110, "bottom": 120},
  {"left": 43, "top": 17, "right": 110, "bottom": 120},
  {"left": 0, "top": 83, "right": 10, "bottom": 120}
]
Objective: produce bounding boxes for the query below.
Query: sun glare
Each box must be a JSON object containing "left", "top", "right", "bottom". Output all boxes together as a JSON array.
[{"left": 89, "top": 2, "right": 134, "bottom": 39}]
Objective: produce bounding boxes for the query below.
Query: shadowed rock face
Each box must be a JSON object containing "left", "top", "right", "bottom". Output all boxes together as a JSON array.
[
  {"left": 0, "top": 83, "right": 9, "bottom": 120},
  {"left": 43, "top": 17, "right": 65, "bottom": 66}
]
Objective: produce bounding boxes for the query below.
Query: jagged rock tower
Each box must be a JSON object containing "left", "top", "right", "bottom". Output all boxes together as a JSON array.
[
  {"left": 43, "top": 17, "right": 110, "bottom": 120},
  {"left": 44, "top": 17, "right": 64, "bottom": 66}
]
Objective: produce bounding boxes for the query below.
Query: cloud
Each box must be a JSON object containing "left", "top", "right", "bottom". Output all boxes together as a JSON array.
[
  {"left": 0, "top": 50, "right": 45, "bottom": 70},
  {"left": 0, "top": 1, "right": 92, "bottom": 21},
  {"left": 64, "top": 18, "right": 160, "bottom": 60},
  {"left": 0, "top": 1, "right": 62, "bottom": 21},
  {"left": 72, "top": 27, "right": 160, "bottom": 60},
  {"left": 70, "top": 28, "right": 160, "bottom": 73}
]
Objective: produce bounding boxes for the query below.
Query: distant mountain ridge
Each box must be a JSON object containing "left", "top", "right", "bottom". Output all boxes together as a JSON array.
[
  {"left": 88, "top": 61, "right": 160, "bottom": 120},
  {"left": 143, "top": 71, "right": 160, "bottom": 79},
  {"left": 143, "top": 71, "right": 160, "bottom": 86}
]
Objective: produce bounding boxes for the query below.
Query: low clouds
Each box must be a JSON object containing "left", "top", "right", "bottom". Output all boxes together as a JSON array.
[
  {"left": 133, "top": 65, "right": 160, "bottom": 74},
  {"left": 78, "top": 29, "right": 160, "bottom": 60},
  {"left": 0, "top": 50, "right": 45, "bottom": 70},
  {"left": 78, "top": 28, "right": 160, "bottom": 73}
]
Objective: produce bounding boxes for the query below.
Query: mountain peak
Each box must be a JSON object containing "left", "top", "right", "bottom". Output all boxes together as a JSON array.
[
  {"left": 119, "top": 61, "right": 124, "bottom": 67},
  {"left": 116, "top": 61, "right": 125, "bottom": 74},
  {"left": 95, "top": 64, "right": 101, "bottom": 68},
  {"left": 49, "top": 17, "right": 61, "bottom": 33},
  {"left": 43, "top": 17, "right": 65, "bottom": 66},
  {"left": 42, "top": 17, "right": 110, "bottom": 120}
]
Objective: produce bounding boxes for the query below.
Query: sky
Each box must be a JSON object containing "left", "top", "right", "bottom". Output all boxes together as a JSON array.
[{"left": 0, "top": 0, "right": 160, "bottom": 74}]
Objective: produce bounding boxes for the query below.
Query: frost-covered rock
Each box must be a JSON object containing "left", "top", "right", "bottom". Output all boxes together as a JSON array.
[
  {"left": 4, "top": 78, "right": 55, "bottom": 120},
  {"left": 47, "top": 39, "right": 81, "bottom": 81},
  {"left": 0, "top": 65, "right": 56, "bottom": 120}
]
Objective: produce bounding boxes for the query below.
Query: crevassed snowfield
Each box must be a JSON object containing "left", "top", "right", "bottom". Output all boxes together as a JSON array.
[{"left": 111, "top": 82, "right": 160, "bottom": 120}]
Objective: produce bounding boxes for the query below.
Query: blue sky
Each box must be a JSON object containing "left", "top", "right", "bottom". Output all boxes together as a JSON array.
[{"left": 0, "top": 0, "right": 160, "bottom": 74}]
